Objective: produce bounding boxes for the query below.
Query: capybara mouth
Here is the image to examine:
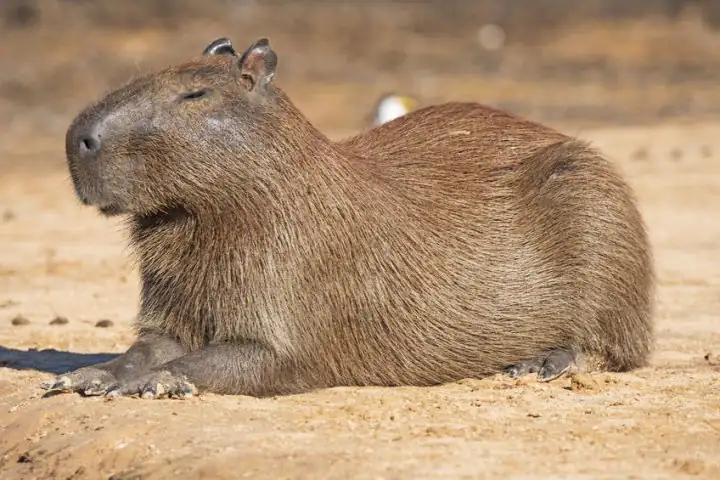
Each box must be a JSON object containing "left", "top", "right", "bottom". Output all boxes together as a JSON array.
[
  {"left": 98, "top": 204, "right": 125, "bottom": 216},
  {"left": 134, "top": 205, "right": 190, "bottom": 229}
]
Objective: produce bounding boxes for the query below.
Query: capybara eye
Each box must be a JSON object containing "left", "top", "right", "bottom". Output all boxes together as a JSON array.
[{"left": 180, "top": 89, "right": 210, "bottom": 101}]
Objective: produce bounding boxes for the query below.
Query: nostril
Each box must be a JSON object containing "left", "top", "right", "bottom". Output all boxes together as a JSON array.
[{"left": 79, "top": 135, "right": 100, "bottom": 156}]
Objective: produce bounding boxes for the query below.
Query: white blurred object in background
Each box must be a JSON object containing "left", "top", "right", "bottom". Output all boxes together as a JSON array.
[
  {"left": 477, "top": 24, "right": 506, "bottom": 51},
  {"left": 372, "top": 94, "right": 419, "bottom": 126}
]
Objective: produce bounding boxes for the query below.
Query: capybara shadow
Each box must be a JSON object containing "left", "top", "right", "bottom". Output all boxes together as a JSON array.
[{"left": 0, "top": 346, "right": 117, "bottom": 375}]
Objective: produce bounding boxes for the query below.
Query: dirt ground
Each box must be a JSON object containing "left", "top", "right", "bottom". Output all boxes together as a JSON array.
[{"left": 0, "top": 117, "right": 719, "bottom": 479}]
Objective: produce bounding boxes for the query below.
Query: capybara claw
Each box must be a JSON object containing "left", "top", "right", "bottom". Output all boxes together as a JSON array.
[
  {"left": 104, "top": 370, "right": 197, "bottom": 400},
  {"left": 82, "top": 379, "right": 113, "bottom": 396},
  {"left": 40, "top": 368, "right": 118, "bottom": 398},
  {"left": 41, "top": 375, "right": 73, "bottom": 392},
  {"left": 537, "top": 349, "right": 576, "bottom": 382},
  {"left": 505, "top": 348, "right": 575, "bottom": 383},
  {"left": 504, "top": 360, "right": 542, "bottom": 379}
]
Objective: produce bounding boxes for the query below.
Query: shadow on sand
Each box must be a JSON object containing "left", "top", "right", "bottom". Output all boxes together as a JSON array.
[{"left": 0, "top": 346, "right": 118, "bottom": 375}]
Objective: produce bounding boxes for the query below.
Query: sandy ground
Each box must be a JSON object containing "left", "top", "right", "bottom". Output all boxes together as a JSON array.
[{"left": 0, "top": 120, "right": 719, "bottom": 479}]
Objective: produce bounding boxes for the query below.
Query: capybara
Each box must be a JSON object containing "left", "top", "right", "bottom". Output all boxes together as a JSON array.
[{"left": 44, "top": 37, "right": 654, "bottom": 399}]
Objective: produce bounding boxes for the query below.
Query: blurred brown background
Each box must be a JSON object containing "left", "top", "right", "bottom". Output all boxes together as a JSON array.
[{"left": 1, "top": 0, "right": 720, "bottom": 162}]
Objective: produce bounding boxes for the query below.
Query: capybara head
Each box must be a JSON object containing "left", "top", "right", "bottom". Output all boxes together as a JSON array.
[{"left": 65, "top": 37, "right": 295, "bottom": 217}]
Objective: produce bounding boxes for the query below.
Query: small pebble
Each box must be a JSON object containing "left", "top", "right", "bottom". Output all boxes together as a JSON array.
[
  {"left": 0, "top": 299, "right": 19, "bottom": 309},
  {"left": 16, "top": 452, "right": 32, "bottom": 463},
  {"left": 631, "top": 147, "right": 648, "bottom": 160},
  {"left": 673, "top": 458, "right": 705, "bottom": 476},
  {"left": 670, "top": 148, "right": 683, "bottom": 161},
  {"left": 704, "top": 352, "right": 719, "bottom": 366},
  {"left": 570, "top": 373, "right": 600, "bottom": 392},
  {"left": 49, "top": 316, "right": 69, "bottom": 326},
  {"left": 95, "top": 319, "right": 114, "bottom": 328},
  {"left": 11, "top": 315, "right": 30, "bottom": 326},
  {"left": 2, "top": 210, "right": 15, "bottom": 222}
]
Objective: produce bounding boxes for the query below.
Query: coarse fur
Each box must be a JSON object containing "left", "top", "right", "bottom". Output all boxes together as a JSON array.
[{"left": 48, "top": 37, "right": 654, "bottom": 399}]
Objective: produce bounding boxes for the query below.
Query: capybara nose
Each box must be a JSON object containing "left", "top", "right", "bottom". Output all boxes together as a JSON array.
[{"left": 77, "top": 131, "right": 101, "bottom": 159}]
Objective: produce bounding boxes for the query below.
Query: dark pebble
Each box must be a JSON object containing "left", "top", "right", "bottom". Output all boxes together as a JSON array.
[
  {"left": 95, "top": 319, "right": 114, "bottom": 328},
  {"left": 49, "top": 316, "right": 69, "bottom": 326},
  {"left": 631, "top": 147, "right": 648, "bottom": 160},
  {"left": 17, "top": 452, "right": 32, "bottom": 463},
  {"left": 11, "top": 315, "right": 30, "bottom": 326},
  {"left": 0, "top": 299, "right": 19, "bottom": 308}
]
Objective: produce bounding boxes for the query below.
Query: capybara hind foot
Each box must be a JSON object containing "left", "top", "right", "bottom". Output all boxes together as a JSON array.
[
  {"left": 505, "top": 348, "right": 576, "bottom": 382},
  {"left": 504, "top": 358, "right": 543, "bottom": 378},
  {"left": 41, "top": 367, "right": 117, "bottom": 397},
  {"left": 105, "top": 370, "right": 197, "bottom": 400}
]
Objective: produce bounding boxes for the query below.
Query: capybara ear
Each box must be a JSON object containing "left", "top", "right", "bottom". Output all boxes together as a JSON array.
[
  {"left": 238, "top": 38, "right": 277, "bottom": 92},
  {"left": 202, "top": 38, "right": 237, "bottom": 57}
]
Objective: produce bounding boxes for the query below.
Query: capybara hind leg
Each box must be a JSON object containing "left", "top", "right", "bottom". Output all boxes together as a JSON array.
[
  {"left": 504, "top": 348, "right": 576, "bottom": 382},
  {"left": 41, "top": 333, "right": 185, "bottom": 397}
]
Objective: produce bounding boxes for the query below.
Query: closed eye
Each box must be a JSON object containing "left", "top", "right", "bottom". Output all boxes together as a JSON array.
[{"left": 180, "top": 89, "right": 211, "bottom": 101}]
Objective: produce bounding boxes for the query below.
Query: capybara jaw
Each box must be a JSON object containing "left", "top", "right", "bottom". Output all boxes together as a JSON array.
[{"left": 98, "top": 204, "right": 126, "bottom": 217}]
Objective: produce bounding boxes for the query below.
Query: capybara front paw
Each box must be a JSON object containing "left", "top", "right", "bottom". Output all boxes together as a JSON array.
[
  {"left": 41, "top": 367, "right": 117, "bottom": 397},
  {"left": 504, "top": 348, "right": 576, "bottom": 382},
  {"left": 105, "top": 370, "right": 197, "bottom": 400}
]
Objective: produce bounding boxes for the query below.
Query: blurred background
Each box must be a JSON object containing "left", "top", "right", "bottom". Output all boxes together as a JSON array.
[{"left": 1, "top": 0, "right": 720, "bottom": 165}]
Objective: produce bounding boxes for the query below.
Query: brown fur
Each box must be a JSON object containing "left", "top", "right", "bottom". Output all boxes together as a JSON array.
[{"left": 55, "top": 38, "right": 654, "bottom": 398}]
